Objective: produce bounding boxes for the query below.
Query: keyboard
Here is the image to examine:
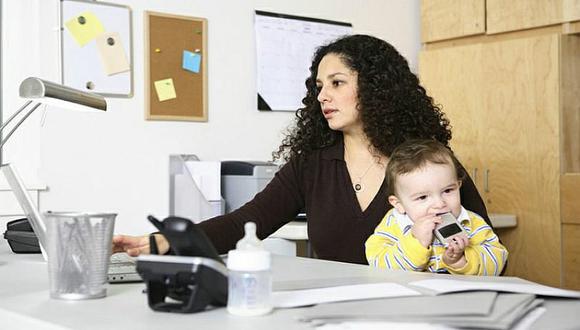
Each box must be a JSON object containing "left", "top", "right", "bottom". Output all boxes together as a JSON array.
[
  {"left": 108, "top": 253, "right": 142, "bottom": 282},
  {"left": 110, "top": 252, "right": 136, "bottom": 264}
]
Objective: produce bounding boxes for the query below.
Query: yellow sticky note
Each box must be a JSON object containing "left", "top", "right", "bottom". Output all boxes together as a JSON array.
[
  {"left": 65, "top": 11, "right": 105, "bottom": 46},
  {"left": 154, "top": 79, "right": 177, "bottom": 102},
  {"left": 95, "top": 32, "right": 130, "bottom": 76}
]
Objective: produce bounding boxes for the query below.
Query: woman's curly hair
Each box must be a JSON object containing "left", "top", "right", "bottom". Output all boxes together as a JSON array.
[{"left": 273, "top": 34, "right": 451, "bottom": 162}]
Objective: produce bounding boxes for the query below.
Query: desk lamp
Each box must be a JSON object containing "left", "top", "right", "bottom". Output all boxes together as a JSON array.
[{"left": 0, "top": 77, "right": 107, "bottom": 254}]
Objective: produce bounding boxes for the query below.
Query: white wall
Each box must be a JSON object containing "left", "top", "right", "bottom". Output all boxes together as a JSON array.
[{"left": 1, "top": 0, "right": 420, "bottom": 234}]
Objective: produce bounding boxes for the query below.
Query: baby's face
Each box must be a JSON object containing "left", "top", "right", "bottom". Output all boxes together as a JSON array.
[{"left": 393, "top": 162, "right": 462, "bottom": 222}]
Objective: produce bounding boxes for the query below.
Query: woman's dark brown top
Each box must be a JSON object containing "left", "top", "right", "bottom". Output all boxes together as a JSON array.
[{"left": 199, "top": 139, "right": 489, "bottom": 265}]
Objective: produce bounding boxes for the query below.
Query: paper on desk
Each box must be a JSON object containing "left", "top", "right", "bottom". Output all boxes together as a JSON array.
[
  {"left": 316, "top": 322, "right": 455, "bottom": 330},
  {"left": 301, "top": 291, "right": 497, "bottom": 321},
  {"left": 274, "top": 276, "right": 397, "bottom": 291},
  {"left": 409, "top": 279, "right": 580, "bottom": 298},
  {"left": 447, "top": 294, "right": 541, "bottom": 330},
  {"left": 273, "top": 282, "right": 420, "bottom": 308},
  {"left": 304, "top": 293, "right": 540, "bottom": 330},
  {"left": 511, "top": 306, "right": 546, "bottom": 330}
]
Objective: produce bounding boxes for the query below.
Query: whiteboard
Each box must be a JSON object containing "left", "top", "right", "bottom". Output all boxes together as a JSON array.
[
  {"left": 255, "top": 11, "right": 352, "bottom": 111},
  {"left": 61, "top": 0, "right": 132, "bottom": 97}
]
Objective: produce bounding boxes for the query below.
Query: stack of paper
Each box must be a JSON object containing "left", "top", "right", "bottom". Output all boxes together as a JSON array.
[
  {"left": 300, "top": 292, "right": 543, "bottom": 330},
  {"left": 274, "top": 274, "right": 580, "bottom": 329},
  {"left": 408, "top": 278, "right": 580, "bottom": 298},
  {"left": 272, "top": 283, "right": 421, "bottom": 308}
]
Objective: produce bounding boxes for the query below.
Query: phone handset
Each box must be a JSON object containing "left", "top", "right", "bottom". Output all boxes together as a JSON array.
[{"left": 147, "top": 215, "right": 223, "bottom": 264}]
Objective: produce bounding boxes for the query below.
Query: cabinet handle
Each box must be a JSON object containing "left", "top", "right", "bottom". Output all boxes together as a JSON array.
[
  {"left": 483, "top": 169, "right": 490, "bottom": 192},
  {"left": 471, "top": 168, "right": 478, "bottom": 186}
]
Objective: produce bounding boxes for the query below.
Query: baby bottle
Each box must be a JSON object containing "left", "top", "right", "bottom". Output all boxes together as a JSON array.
[{"left": 226, "top": 222, "right": 272, "bottom": 316}]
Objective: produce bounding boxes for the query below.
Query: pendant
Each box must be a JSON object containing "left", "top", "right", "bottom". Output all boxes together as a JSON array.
[{"left": 354, "top": 182, "right": 364, "bottom": 193}]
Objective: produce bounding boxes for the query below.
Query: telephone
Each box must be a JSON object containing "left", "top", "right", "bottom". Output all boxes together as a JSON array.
[
  {"left": 136, "top": 215, "right": 228, "bottom": 313},
  {"left": 433, "top": 212, "right": 468, "bottom": 246},
  {"left": 3, "top": 218, "right": 41, "bottom": 253}
]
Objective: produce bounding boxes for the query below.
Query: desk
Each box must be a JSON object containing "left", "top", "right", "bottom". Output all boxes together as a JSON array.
[{"left": 0, "top": 239, "right": 578, "bottom": 329}]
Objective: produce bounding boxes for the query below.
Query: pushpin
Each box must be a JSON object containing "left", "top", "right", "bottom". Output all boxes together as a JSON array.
[
  {"left": 194, "top": 48, "right": 200, "bottom": 53},
  {"left": 155, "top": 48, "right": 161, "bottom": 53},
  {"left": 78, "top": 16, "right": 86, "bottom": 25}
]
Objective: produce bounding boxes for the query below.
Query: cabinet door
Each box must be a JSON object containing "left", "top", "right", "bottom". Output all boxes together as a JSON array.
[
  {"left": 563, "top": 224, "right": 580, "bottom": 289},
  {"left": 419, "top": 34, "right": 562, "bottom": 286},
  {"left": 487, "top": 0, "right": 580, "bottom": 34},
  {"left": 418, "top": 42, "right": 485, "bottom": 188},
  {"left": 421, "top": 0, "right": 485, "bottom": 42},
  {"left": 481, "top": 35, "right": 561, "bottom": 286}
]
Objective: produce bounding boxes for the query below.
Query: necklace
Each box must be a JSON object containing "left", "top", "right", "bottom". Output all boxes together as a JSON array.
[
  {"left": 345, "top": 144, "right": 376, "bottom": 193},
  {"left": 352, "top": 161, "right": 374, "bottom": 193}
]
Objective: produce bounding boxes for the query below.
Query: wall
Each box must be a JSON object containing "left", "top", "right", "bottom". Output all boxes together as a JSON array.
[{"left": 1, "top": 0, "right": 420, "bottom": 234}]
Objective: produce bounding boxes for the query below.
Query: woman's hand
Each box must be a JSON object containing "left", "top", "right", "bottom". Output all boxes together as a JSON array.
[
  {"left": 112, "top": 234, "right": 170, "bottom": 256},
  {"left": 411, "top": 214, "right": 442, "bottom": 248},
  {"left": 442, "top": 234, "right": 469, "bottom": 268}
]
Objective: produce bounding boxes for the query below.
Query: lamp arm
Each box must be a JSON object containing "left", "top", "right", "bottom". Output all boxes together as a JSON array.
[
  {"left": 0, "top": 101, "right": 42, "bottom": 149},
  {"left": 0, "top": 100, "right": 33, "bottom": 132}
]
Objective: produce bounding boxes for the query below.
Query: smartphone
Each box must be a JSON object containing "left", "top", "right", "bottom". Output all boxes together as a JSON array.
[{"left": 433, "top": 212, "right": 467, "bottom": 246}]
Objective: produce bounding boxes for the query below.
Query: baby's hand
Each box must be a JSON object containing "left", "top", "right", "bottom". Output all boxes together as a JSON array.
[
  {"left": 411, "top": 214, "right": 442, "bottom": 248},
  {"left": 442, "top": 234, "right": 469, "bottom": 267}
]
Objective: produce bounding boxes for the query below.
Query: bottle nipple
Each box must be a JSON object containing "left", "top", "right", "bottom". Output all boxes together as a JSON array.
[{"left": 236, "top": 222, "right": 263, "bottom": 250}]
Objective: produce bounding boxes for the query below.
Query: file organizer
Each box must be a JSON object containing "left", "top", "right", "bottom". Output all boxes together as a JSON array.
[{"left": 169, "top": 155, "right": 224, "bottom": 223}]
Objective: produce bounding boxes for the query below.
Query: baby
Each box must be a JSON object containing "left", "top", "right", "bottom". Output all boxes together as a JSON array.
[{"left": 365, "top": 139, "right": 508, "bottom": 275}]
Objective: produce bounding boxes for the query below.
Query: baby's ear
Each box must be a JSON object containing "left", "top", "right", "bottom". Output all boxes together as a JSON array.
[{"left": 388, "top": 195, "right": 406, "bottom": 214}]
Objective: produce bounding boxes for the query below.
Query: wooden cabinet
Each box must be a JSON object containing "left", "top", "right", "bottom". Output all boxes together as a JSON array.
[
  {"left": 562, "top": 174, "right": 580, "bottom": 289},
  {"left": 487, "top": 0, "right": 580, "bottom": 34},
  {"left": 562, "top": 174, "right": 580, "bottom": 224},
  {"left": 421, "top": 0, "right": 485, "bottom": 42},
  {"left": 483, "top": 35, "right": 563, "bottom": 286},
  {"left": 420, "top": 0, "right": 580, "bottom": 289},
  {"left": 421, "top": 0, "right": 580, "bottom": 43},
  {"left": 419, "top": 33, "right": 580, "bottom": 288},
  {"left": 563, "top": 224, "right": 580, "bottom": 289}
]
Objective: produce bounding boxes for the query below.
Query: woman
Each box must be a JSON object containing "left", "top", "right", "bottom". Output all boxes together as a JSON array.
[{"left": 113, "top": 34, "right": 489, "bottom": 264}]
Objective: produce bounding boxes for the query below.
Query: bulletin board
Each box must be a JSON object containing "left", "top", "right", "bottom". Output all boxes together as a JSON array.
[
  {"left": 145, "top": 11, "right": 208, "bottom": 122},
  {"left": 60, "top": 0, "right": 133, "bottom": 97}
]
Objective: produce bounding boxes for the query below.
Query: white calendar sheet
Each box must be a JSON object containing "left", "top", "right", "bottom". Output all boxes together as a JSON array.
[{"left": 255, "top": 11, "right": 352, "bottom": 111}]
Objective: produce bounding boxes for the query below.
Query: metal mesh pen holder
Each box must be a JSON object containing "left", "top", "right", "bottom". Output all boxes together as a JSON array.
[{"left": 45, "top": 212, "right": 116, "bottom": 300}]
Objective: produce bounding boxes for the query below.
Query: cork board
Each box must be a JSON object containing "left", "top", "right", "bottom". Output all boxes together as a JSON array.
[{"left": 145, "top": 11, "right": 207, "bottom": 121}]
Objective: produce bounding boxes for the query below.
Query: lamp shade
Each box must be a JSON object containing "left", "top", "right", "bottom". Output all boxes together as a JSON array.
[
  {"left": 19, "top": 77, "right": 107, "bottom": 111},
  {"left": 0, "top": 77, "right": 107, "bottom": 154}
]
